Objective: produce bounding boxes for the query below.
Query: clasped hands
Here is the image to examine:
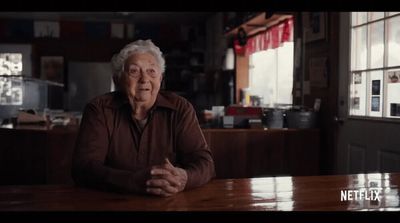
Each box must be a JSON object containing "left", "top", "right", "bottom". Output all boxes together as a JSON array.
[{"left": 146, "top": 158, "right": 188, "bottom": 197}]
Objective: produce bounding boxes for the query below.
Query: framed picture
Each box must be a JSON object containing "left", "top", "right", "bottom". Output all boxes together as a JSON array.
[
  {"left": 390, "top": 103, "right": 400, "bottom": 116},
  {"left": 40, "top": 56, "right": 64, "bottom": 84},
  {"left": 34, "top": 21, "right": 60, "bottom": 38},
  {"left": 371, "top": 80, "right": 381, "bottom": 95},
  {"left": 371, "top": 96, "right": 380, "bottom": 112},
  {"left": 354, "top": 72, "right": 362, "bottom": 84},
  {"left": 388, "top": 70, "right": 400, "bottom": 83},
  {"left": 352, "top": 97, "right": 360, "bottom": 110},
  {"left": 302, "top": 12, "right": 327, "bottom": 43}
]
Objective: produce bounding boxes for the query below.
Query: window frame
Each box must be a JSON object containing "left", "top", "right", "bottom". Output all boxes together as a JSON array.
[{"left": 349, "top": 12, "right": 400, "bottom": 121}]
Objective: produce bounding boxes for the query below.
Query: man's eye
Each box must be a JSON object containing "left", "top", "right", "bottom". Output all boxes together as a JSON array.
[{"left": 129, "top": 69, "right": 139, "bottom": 74}]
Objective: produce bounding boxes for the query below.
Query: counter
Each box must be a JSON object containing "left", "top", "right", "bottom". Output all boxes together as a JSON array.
[
  {"left": 202, "top": 128, "right": 320, "bottom": 178},
  {"left": 0, "top": 124, "right": 79, "bottom": 185},
  {"left": 0, "top": 125, "right": 319, "bottom": 185}
]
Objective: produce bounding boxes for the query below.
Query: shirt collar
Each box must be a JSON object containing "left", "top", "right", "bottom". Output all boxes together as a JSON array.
[{"left": 154, "top": 91, "right": 177, "bottom": 111}]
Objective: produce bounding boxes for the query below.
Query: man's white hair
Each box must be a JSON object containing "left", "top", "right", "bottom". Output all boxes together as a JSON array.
[{"left": 111, "top": 39, "right": 165, "bottom": 88}]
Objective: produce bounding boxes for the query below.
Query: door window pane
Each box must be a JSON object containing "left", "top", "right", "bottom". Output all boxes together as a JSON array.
[
  {"left": 352, "top": 12, "right": 368, "bottom": 26},
  {"left": 387, "top": 16, "right": 400, "bottom": 67},
  {"left": 352, "top": 26, "right": 367, "bottom": 70},
  {"left": 369, "top": 21, "right": 384, "bottom": 69},
  {"left": 369, "top": 12, "right": 384, "bottom": 21},
  {"left": 388, "top": 12, "right": 400, "bottom": 16}
]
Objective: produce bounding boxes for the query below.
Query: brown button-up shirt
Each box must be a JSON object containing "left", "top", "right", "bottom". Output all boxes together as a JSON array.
[{"left": 72, "top": 91, "right": 215, "bottom": 193}]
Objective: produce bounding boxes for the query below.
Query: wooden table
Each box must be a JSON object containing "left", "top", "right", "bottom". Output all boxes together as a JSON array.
[{"left": 1, "top": 172, "right": 399, "bottom": 211}]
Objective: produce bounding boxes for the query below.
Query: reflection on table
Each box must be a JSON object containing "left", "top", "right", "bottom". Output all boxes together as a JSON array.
[{"left": 1, "top": 172, "right": 399, "bottom": 211}]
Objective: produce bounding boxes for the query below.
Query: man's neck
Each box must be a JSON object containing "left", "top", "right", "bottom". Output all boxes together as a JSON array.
[{"left": 130, "top": 100, "right": 152, "bottom": 120}]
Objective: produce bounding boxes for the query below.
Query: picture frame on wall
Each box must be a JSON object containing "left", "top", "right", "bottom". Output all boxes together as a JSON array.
[
  {"left": 302, "top": 12, "right": 327, "bottom": 43},
  {"left": 40, "top": 56, "right": 64, "bottom": 84}
]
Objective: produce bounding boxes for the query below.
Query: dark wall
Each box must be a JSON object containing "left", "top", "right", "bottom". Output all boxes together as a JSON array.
[
  {"left": 293, "top": 12, "right": 340, "bottom": 174},
  {"left": 0, "top": 17, "right": 217, "bottom": 115}
]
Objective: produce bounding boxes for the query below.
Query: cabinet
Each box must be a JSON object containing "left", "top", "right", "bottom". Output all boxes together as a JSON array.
[
  {"left": 203, "top": 128, "right": 320, "bottom": 179},
  {"left": 0, "top": 125, "right": 78, "bottom": 185}
]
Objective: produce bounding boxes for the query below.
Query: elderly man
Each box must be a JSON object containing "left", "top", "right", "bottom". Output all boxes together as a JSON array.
[{"left": 72, "top": 39, "right": 215, "bottom": 197}]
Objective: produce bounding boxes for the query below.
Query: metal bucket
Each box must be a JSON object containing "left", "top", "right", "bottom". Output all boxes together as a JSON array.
[
  {"left": 286, "top": 111, "right": 317, "bottom": 129},
  {"left": 263, "top": 109, "right": 284, "bottom": 129}
]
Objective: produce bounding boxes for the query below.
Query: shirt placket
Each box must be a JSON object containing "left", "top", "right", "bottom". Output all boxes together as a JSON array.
[
  {"left": 137, "top": 124, "right": 148, "bottom": 165},
  {"left": 134, "top": 110, "right": 154, "bottom": 166}
]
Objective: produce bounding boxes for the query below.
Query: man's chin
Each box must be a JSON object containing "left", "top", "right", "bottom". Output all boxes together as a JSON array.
[{"left": 134, "top": 95, "right": 151, "bottom": 102}]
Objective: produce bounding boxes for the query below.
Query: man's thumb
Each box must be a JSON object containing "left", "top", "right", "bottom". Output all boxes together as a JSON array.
[{"left": 165, "top": 158, "right": 173, "bottom": 166}]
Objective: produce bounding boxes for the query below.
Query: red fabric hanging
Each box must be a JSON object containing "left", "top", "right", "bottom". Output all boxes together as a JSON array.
[
  {"left": 233, "top": 39, "right": 245, "bottom": 55},
  {"left": 234, "top": 17, "right": 294, "bottom": 56}
]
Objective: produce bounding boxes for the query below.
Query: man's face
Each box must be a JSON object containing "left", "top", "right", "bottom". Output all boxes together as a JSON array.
[{"left": 122, "top": 53, "right": 162, "bottom": 104}]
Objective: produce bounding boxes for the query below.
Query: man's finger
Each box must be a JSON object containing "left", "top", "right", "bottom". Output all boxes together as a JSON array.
[
  {"left": 151, "top": 173, "right": 181, "bottom": 187},
  {"left": 151, "top": 167, "right": 173, "bottom": 176},
  {"left": 146, "top": 178, "right": 169, "bottom": 187},
  {"left": 165, "top": 158, "right": 173, "bottom": 167},
  {"left": 147, "top": 178, "right": 180, "bottom": 189},
  {"left": 146, "top": 187, "right": 174, "bottom": 197},
  {"left": 163, "top": 158, "right": 180, "bottom": 175},
  {"left": 146, "top": 179, "right": 179, "bottom": 194}
]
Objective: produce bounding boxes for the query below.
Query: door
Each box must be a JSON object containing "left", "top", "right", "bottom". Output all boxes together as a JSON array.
[{"left": 336, "top": 12, "right": 400, "bottom": 174}]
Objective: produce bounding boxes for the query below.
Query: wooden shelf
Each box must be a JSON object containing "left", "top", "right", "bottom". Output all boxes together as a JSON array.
[{"left": 225, "top": 12, "right": 293, "bottom": 38}]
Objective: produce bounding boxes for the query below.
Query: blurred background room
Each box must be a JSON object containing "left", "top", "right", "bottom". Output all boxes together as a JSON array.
[{"left": 1, "top": 12, "right": 400, "bottom": 187}]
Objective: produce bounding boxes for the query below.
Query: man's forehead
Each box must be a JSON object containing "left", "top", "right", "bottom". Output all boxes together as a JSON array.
[{"left": 126, "top": 54, "right": 157, "bottom": 65}]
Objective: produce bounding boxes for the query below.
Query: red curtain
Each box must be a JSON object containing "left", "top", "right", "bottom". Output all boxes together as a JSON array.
[{"left": 234, "top": 17, "right": 294, "bottom": 56}]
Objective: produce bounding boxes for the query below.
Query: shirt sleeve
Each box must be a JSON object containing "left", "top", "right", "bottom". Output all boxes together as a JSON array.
[
  {"left": 175, "top": 100, "right": 216, "bottom": 189},
  {"left": 71, "top": 102, "right": 150, "bottom": 193}
]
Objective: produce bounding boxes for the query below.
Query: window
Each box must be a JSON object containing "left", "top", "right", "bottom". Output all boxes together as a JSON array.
[
  {"left": 234, "top": 17, "right": 293, "bottom": 107},
  {"left": 0, "top": 44, "right": 31, "bottom": 106},
  {"left": 0, "top": 53, "right": 23, "bottom": 105},
  {"left": 350, "top": 12, "right": 400, "bottom": 118},
  {"left": 248, "top": 42, "right": 294, "bottom": 107}
]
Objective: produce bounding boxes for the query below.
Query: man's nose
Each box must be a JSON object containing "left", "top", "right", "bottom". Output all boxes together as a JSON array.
[{"left": 138, "top": 70, "right": 149, "bottom": 82}]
